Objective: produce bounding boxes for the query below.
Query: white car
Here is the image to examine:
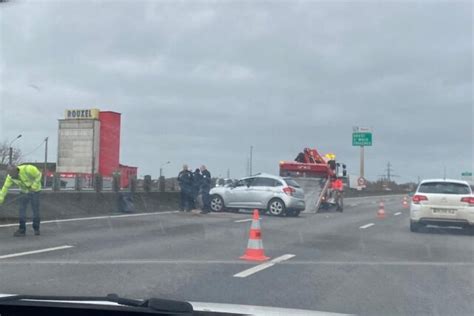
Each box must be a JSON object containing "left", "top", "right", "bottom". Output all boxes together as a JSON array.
[{"left": 410, "top": 179, "right": 474, "bottom": 232}]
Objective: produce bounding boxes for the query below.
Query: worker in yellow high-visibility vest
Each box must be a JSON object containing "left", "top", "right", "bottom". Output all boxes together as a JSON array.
[{"left": 0, "top": 165, "right": 42, "bottom": 237}]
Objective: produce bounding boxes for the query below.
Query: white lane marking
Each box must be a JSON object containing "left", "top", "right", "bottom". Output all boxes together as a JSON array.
[
  {"left": 234, "top": 218, "right": 261, "bottom": 223},
  {"left": 233, "top": 262, "right": 274, "bottom": 278},
  {"left": 359, "top": 223, "right": 375, "bottom": 229},
  {"left": 234, "top": 218, "right": 253, "bottom": 223},
  {"left": 394, "top": 212, "right": 402, "bottom": 216},
  {"left": 233, "top": 254, "right": 295, "bottom": 278},
  {"left": 0, "top": 245, "right": 74, "bottom": 260},
  {"left": 0, "top": 211, "right": 179, "bottom": 228},
  {"left": 1, "top": 260, "right": 472, "bottom": 266}
]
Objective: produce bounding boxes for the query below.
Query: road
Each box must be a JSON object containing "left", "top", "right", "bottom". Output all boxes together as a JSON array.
[{"left": 0, "top": 195, "right": 473, "bottom": 315}]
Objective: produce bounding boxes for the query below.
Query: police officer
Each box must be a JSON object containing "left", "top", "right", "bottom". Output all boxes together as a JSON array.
[
  {"left": 192, "top": 168, "right": 202, "bottom": 210},
  {"left": 200, "top": 165, "right": 212, "bottom": 214},
  {"left": 0, "top": 164, "right": 42, "bottom": 236},
  {"left": 177, "top": 164, "right": 193, "bottom": 212}
]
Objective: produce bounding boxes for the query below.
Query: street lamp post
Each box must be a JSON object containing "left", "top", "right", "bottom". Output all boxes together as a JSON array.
[
  {"left": 43, "top": 137, "right": 49, "bottom": 187},
  {"left": 8, "top": 134, "right": 22, "bottom": 165},
  {"left": 159, "top": 161, "right": 171, "bottom": 178},
  {"left": 159, "top": 161, "right": 170, "bottom": 193}
]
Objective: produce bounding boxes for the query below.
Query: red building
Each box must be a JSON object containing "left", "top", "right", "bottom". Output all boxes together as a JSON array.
[{"left": 57, "top": 109, "right": 137, "bottom": 188}]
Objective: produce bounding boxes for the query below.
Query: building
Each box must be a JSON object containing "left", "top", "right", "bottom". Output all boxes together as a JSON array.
[{"left": 57, "top": 109, "right": 137, "bottom": 188}]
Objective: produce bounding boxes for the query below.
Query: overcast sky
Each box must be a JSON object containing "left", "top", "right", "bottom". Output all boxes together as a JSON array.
[{"left": 0, "top": 0, "right": 472, "bottom": 182}]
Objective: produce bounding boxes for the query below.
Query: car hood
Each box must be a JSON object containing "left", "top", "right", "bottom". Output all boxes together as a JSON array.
[
  {"left": 210, "top": 186, "right": 229, "bottom": 194},
  {"left": 0, "top": 294, "right": 353, "bottom": 315},
  {"left": 190, "top": 301, "right": 354, "bottom": 315}
]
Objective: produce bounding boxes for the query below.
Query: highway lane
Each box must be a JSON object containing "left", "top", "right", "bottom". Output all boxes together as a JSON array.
[{"left": 0, "top": 195, "right": 473, "bottom": 315}]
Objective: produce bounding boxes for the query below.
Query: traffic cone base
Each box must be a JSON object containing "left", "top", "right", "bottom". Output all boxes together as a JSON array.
[
  {"left": 402, "top": 197, "right": 409, "bottom": 209},
  {"left": 377, "top": 202, "right": 386, "bottom": 219},
  {"left": 240, "top": 209, "right": 270, "bottom": 262},
  {"left": 240, "top": 249, "right": 269, "bottom": 261}
]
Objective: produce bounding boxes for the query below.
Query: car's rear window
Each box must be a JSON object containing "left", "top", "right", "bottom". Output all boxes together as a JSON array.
[
  {"left": 418, "top": 182, "right": 471, "bottom": 195},
  {"left": 284, "top": 178, "right": 301, "bottom": 188}
]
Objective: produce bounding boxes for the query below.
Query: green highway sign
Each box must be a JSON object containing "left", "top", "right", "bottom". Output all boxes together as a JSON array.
[
  {"left": 461, "top": 172, "right": 472, "bottom": 177},
  {"left": 352, "top": 132, "right": 372, "bottom": 146}
]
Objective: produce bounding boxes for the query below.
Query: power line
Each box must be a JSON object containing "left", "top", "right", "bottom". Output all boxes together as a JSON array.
[{"left": 21, "top": 139, "right": 47, "bottom": 159}]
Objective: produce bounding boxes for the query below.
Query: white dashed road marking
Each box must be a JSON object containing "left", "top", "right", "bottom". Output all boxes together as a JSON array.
[
  {"left": 394, "top": 212, "right": 402, "bottom": 216},
  {"left": 234, "top": 218, "right": 261, "bottom": 223},
  {"left": 359, "top": 223, "right": 375, "bottom": 229},
  {"left": 0, "top": 245, "right": 74, "bottom": 260},
  {"left": 0, "top": 211, "right": 179, "bottom": 228},
  {"left": 233, "top": 254, "right": 295, "bottom": 278}
]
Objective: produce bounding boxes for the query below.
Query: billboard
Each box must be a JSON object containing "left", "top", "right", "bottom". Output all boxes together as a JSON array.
[{"left": 65, "top": 109, "right": 100, "bottom": 120}]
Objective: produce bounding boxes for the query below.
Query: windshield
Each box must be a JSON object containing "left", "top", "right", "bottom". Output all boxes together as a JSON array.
[
  {"left": 283, "top": 178, "right": 301, "bottom": 188},
  {"left": 418, "top": 182, "right": 472, "bottom": 195},
  {"left": 0, "top": 1, "right": 472, "bottom": 316}
]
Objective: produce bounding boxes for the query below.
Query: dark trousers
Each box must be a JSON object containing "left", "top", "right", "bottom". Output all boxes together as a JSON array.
[
  {"left": 180, "top": 190, "right": 192, "bottom": 211},
  {"left": 19, "top": 192, "right": 40, "bottom": 231},
  {"left": 202, "top": 190, "right": 210, "bottom": 211}
]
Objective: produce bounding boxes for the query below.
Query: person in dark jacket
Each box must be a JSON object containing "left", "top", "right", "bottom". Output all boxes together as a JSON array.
[
  {"left": 192, "top": 168, "right": 202, "bottom": 210},
  {"left": 200, "top": 165, "right": 212, "bottom": 214},
  {"left": 177, "top": 164, "right": 193, "bottom": 212}
]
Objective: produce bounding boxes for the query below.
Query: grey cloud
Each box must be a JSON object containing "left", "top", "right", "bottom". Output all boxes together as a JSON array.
[{"left": 0, "top": 0, "right": 472, "bottom": 181}]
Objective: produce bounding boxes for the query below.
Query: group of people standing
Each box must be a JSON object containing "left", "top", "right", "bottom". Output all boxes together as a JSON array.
[{"left": 178, "top": 165, "right": 212, "bottom": 214}]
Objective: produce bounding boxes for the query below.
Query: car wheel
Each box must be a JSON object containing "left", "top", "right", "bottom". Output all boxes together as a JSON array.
[
  {"left": 410, "top": 221, "right": 422, "bottom": 232},
  {"left": 268, "top": 199, "right": 286, "bottom": 216},
  {"left": 210, "top": 195, "right": 224, "bottom": 212}
]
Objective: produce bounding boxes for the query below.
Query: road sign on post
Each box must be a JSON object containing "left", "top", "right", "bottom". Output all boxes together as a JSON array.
[
  {"left": 353, "top": 127, "right": 373, "bottom": 188},
  {"left": 352, "top": 132, "right": 373, "bottom": 146},
  {"left": 461, "top": 172, "right": 472, "bottom": 177}
]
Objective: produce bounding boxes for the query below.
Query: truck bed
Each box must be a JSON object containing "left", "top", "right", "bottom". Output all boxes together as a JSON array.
[{"left": 293, "top": 177, "right": 328, "bottom": 213}]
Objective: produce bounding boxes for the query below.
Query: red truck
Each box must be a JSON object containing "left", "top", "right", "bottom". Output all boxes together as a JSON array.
[{"left": 279, "top": 148, "right": 346, "bottom": 212}]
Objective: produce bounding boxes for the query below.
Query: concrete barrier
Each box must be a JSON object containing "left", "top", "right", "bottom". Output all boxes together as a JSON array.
[{"left": 0, "top": 191, "right": 180, "bottom": 224}]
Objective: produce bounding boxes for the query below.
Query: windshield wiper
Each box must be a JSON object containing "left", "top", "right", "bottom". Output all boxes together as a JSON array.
[{"left": 0, "top": 293, "right": 193, "bottom": 314}]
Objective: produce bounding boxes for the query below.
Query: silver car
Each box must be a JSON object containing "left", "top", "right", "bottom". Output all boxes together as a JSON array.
[{"left": 209, "top": 173, "right": 306, "bottom": 216}]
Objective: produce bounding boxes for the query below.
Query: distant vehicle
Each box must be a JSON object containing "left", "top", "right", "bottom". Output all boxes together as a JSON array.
[
  {"left": 209, "top": 173, "right": 305, "bottom": 216},
  {"left": 410, "top": 179, "right": 474, "bottom": 232}
]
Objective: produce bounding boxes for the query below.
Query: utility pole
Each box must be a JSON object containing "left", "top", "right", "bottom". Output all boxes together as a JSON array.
[
  {"left": 360, "top": 146, "right": 365, "bottom": 178},
  {"left": 8, "top": 134, "right": 22, "bottom": 165},
  {"left": 227, "top": 168, "right": 230, "bottom": 178},
  {"left": 246, "top": 157, "right": 250, "bottom": 177},
  {"left": 383, "top": 161, "right": 399, "bottom": 183},
  {"left": 249, "top": 145, "right": 253, "bottom": 176},
  {"left": 43, "top": 137, "right": 48, "bottom": 187},
  {"left": 387, "top": 161, "right": 392, "bottom": 182}
]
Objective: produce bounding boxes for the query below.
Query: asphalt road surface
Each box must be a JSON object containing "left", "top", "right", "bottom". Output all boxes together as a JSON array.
[{"left": 1, "top": 195, "right": 473, "bottom": 315}]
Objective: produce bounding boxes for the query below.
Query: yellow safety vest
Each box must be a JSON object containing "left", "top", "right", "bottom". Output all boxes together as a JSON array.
[{"left": 0, "top": 165, "right": 42, "bottom": 200}]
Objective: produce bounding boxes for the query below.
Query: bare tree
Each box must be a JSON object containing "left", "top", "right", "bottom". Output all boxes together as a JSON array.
[{"left": 0, "top": 141, "right": 22, "bottom": 166}]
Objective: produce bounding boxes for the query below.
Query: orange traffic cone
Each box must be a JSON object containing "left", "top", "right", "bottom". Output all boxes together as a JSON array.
[
  {"left": 240, "top": 209, "right": 270, "bottom": 261},
  {"left": 402, "top": 196, "right": 409, "bottom": 209},
  {"left": 377, "top": 201, "right": 386, "bottom": 219}
]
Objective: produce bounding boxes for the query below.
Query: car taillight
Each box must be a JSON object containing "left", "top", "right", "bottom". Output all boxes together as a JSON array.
[
  {"left": 283, "top": 186, "right": 296, "bottom": 196},
  {"left": 412, "top": 195, "right": 428, "bottom": 204},
  {"left": 460, "top": 197, "right": 474, "bottom": 206}
]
